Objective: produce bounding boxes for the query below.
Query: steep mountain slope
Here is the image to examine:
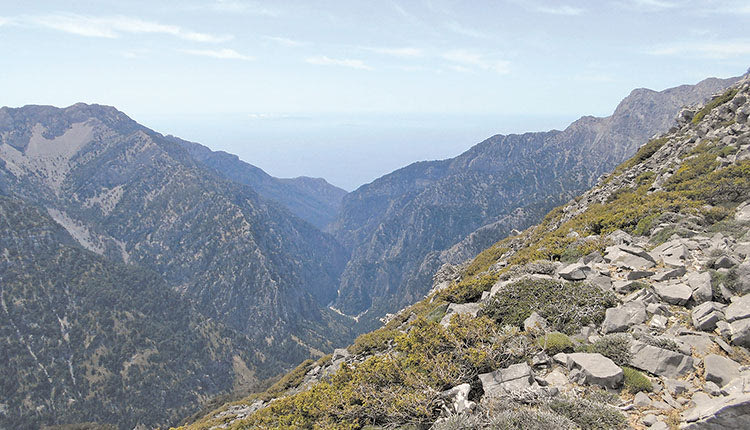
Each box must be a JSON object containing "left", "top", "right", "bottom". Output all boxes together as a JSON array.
[
  {"left": 0, "top": 195, "right": 264, "bottom": 430},
  {"left": 0, "top": 104, "right": 353, "bottom": 383},
  {"left": 329, "top": 76, "right": 740, "bottom": 328},
  {"left": 180, "top": 75, "right": 750, "bottom": 430},
  {"left": 175, "top": 137, "right": 346, "bottom": 229}
]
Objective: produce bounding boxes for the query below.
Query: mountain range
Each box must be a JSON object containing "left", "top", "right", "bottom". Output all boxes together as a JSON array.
[
  {"left": 0, "top": 74, "right": 743, "bottom": 428},
  {"left": 180, "top": 72, "right": 750, "bottom": 430}
]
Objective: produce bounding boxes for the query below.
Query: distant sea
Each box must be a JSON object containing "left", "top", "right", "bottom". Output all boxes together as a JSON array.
[{"left": 139, "top": 113, "right": 577, "bottom": 191}]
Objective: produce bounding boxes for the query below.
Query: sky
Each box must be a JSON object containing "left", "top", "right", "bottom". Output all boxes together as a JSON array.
[{"left": 1, "top": 0, "right": 749, "bottom": 190}]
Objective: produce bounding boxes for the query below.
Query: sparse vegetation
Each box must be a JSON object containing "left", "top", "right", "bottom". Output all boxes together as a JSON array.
[
  {"left": 482, "top": 278, "right": 617, "bottom": 334},
  {"left": 622, "top": 367, "right": 653, "bottom": 394},
  {"left": 577, "top": 334, "right": 633, "bottom": 367},
  {"left": 537, "top": 332, "right": 574, "bottom": 355},
  {"left": 692, "top": 88, "right": 739, "bottom": 124}
]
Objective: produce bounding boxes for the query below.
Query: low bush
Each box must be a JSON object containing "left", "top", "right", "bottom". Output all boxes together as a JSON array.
[
  {"left": 349, "top": 328, "right": 399, "bottom": 355},
  {"left": 622, "top": 366, "right": 652, "bottom": 394},
  {"left": 640, "top": 334, "right": 681, "bottom": 353},
  {"left": 578, "top": 334, "right": 632, "bottom": 367},
  {"left": 537, "top": 332, "right": 574, "bottom": 355},
  {"left": 438, "top": 273, "right": 498, "bottom": 304},
  {"left": 545, "top": 396, "right": 627, "bottom": 430},
  {"left": 486, "top": 408, "right": 577, "bottom": 430},
  {"left": 482, "top": 278, "right": 617, "bottom": 334}
]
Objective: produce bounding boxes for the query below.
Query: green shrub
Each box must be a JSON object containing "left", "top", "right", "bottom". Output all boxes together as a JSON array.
[
  {"left": 579, "top": 334, "right": 632, "bottom": 367},
  {"left": 486, "top": 408, "right": 577, "bottom": 430},
  {"left": 537, "top": 332, "right": 574, "bottom": 355},
  {"left": 349, "top": 328, "right": 399, "bottom": 355},
  {"left": 545, "top": 396, "right": 627, "bottom": 430},
  {"left": 425, "top": 303, "right": 449, "bottom": 323},
  {"left": 439, "top": 273, "right": 498, "bottom": 304},
  {"left": 482, "top": 278, "right": 617, "bottom": 334},
  {"left": 613, "top": 137, "right": 669, "bottom": 175},
  {"left": 692, "top": 88, "right": 739, "bottom": 124},
  {"left": 622, "top": 366, "right": 652, "bottom": 394}
]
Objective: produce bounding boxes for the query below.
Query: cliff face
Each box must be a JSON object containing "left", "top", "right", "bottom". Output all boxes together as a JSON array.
[
  {"left": 182, "top": 75, "right": 750, "bottom": 430},
  {"left": 329, "top": 76, "right": 740, "bottom": 328},
  {"left": 0, "top": 104, "right": 354, "bottom": 428},
  {"left": 0, "top": 196, "right": 262, "bottom": 430}
]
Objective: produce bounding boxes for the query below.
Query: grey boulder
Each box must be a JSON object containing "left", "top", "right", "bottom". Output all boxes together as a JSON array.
[
  {"left": 691, "top": 302, "right": 725, "bottom": 331},
  {"left": 479, "top": 362, "right": 535, "bottom": 396},
  {"left": 566, "top": 352, "right": 623, "bottom": 389},
  {"left": 654, "top": 283, "right": 693, "bottom": 305},
  {"left": 704, "top": 354, "right": 741, "bottom": 387},
  {"left": 558, "top": 263, "right": 591, "bottom": 281},
  {"left": 630, "top": 340, "right": 694, "bottom": 378},
  {"left": 601, "top": 301, "right": 647, "bottom": 334},
  {"left": 440, "top": 302, "right": 481, "bottom": 327}
]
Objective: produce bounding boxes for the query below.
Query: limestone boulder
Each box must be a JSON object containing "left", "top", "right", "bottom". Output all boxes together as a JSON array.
[
  {"left": 439, "top": 383, "right": 475, "bottom": 414},
  {"left": 479, "top": 362, "right": 535, "bottom": 396},
  {"left": 440, "top": 302, "right": 481, "bottom": 327},
  {"left": 686, "top": 271, "right": 713, "bottom": 304},
  {"left": 683, "top": 394, "right": 750, "bottom": 429},
  {"left": 601, "top": 301, "right": 647, "bottom": 334},
  {"left": 566, "top": 352, "right": 623, "bottom": 389},
  {"left": 558, "top": 263, "right": 591, "bottom": 281},
  {"left": 630, "top": 340, "right": 694, "bottom": 378},
  {"left": 704, "top": 354, "right": 741, "bottom": 387},
  {"left": 654, "top": 283, "right": 692, "bottom": 305},
  {"left": 691, "top": 301, "right": 725, "bottom": 331}
]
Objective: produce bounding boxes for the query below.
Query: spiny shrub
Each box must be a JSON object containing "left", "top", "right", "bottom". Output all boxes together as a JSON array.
[
  {"left": 439, "top": 273, "right": 498, "bottom": 304},
  {"left": 581, "top": 334, "right": 633, "bottom": 367},
  {"left": 639, "top": 334, "right": 681, "bottom": 353},
  {"left": 537, "top": 332, "right": 574, "bottom": 355},
  {"left": 622, "top": 366, "right": 653, "bottom": 394},
  {"left": 349, "top": 328, "right": 399, "bottom": 355},
  {"left": 499, "top": 260, "right": 558, "bottom": 281},
  {"left": 482, "top": 278, "right": 617, "bottom": 334},
  {"left": 486, "top": 408, "right": 578, "bottom": 430},
  {"left": 545, "top": 396, "right": 628, "bottom": 430}
]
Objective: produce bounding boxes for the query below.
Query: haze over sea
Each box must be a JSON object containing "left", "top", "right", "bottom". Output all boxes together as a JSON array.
[{"left": 141, "top": 113, "right": 576, "bottom": 190}]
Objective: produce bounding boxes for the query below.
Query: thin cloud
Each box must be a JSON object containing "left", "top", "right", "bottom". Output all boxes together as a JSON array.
[
  {"left": 26, "top": 13, "right": 231, "bottom": 42},
  {"left": 646, "top": 40, "right": 750, "bottom": 59},
  {"left": 367, "top": 47, "right": 423, "bottom": 57},
  {"left": 629, "top": 0, "right": 676, "bottom": 10},
  {"left": 182, "top": 48, "right": 254, "bottom": 60},
  {"left": 0, "top": 16, "right": 9, "bottom": 26},
  {"left": 442, "top": 49, "right": 510, "bottom": 74},
  {"left": 264, "top": 35, "right": 306, "bottom": 47},
  {"left": 306, "top": 56, "right": 372, "bottom": 70},
  {"left": 188, "top": 0, "right": 279, "bottom": 16},
  {"left": 535, "top": 5, "right": 585, "bottom": 15},
  {"left": 446, "top": 21, "right": 493, "bottom": 40}
]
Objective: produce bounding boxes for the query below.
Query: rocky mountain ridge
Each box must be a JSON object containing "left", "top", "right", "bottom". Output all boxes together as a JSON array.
[
  {"left": 329, "top": 76, "right": 740, "bottom": 331},
  {"left": 180, "top": 76, "right": 750, "bottom": 429},
  {"left": 0, "top": 104, "right": 353, "bottom": 429},
  {"left": 175, "top": 137, "right": 346, "bottom": 230}
]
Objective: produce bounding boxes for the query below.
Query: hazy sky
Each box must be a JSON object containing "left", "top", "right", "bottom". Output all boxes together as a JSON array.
[{"left": 1, "top": 0, "right": 748, "bottom": 189}]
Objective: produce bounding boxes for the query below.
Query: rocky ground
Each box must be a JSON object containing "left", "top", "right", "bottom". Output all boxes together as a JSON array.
[{"left": 179, "top": 78, "right": 750, "bottom": 430}]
